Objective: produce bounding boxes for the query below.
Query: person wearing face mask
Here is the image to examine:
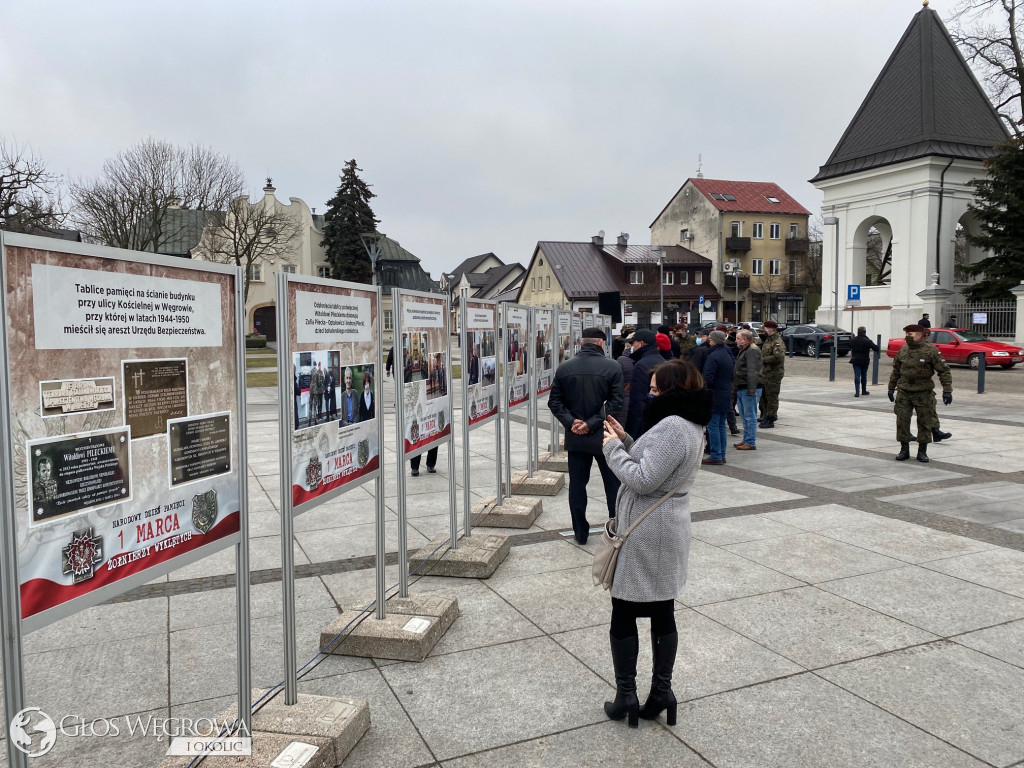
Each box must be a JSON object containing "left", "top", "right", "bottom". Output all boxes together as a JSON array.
[
  {"left": 701, "top": 330, "right": 735, "bottom": 465},
  {"left": 685, "top": 328, "right": 710, "bottom": 372},
  {"left": 732, "top": 330, "right": 763, "bottom": 450},
  {"left": 624, "top": 329, "right": 665, "bottom": 439},
  {"left": 888, "top": 324, "right": 953, "bottom": 462},
  {"left": 615, "top": 333, "right": 635, "bottom": 423}
]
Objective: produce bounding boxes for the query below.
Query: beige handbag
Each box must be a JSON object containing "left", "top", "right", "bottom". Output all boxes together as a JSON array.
[{"left": 592, "top": 480, "right": 688, "bottom": 590}]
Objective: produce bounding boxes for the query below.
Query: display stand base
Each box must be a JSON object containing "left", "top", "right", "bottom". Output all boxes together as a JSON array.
[
  {"left": 159, "top": 692, "right": 369, "bottom": 768},
  {"left": 547, "top": 439, "right": 566, "bottom": 452},
  {"left": 472, "top": 496, "right": 543, "bottom": 528},
  {"left": 410, "top": 532, "right": 509, "bottom": 578},
  {"left": 503, "top": 469, "right": 564, "bottom": 496},
  {"left": 537, "top": 451, "right": 569, "bottom": 473},
  {"left": 319, "top": 593, "right": 459, "bottom": 662}
]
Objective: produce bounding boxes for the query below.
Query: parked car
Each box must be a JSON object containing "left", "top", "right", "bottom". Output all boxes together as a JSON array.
[
  {"left": 780, "top": 323, "right": 853, "bottom": 357},
  {"left": 886, "top": 328, "right": 1024, "bottom": 369}
]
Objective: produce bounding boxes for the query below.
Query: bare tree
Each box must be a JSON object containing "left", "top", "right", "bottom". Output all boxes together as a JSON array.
[
  {"left": 947, "top": 0, "right": 1024, "bottom": 137},
  {"left": 1, "top": 137, "right": 65, "bottom": 233},
  {"left": 70, "top": 138, "right": 244, "bottom": 252},
  {"left": 804, "top": 214, "right": 823, "bottom": 289},
  {"left": 195, "top": 193, "right": 302, "bottom": 302}
]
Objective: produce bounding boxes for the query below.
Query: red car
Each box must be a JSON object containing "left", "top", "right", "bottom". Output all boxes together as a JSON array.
[{"left": 886, "top": 328, "right": 1024, "bottom": 369}]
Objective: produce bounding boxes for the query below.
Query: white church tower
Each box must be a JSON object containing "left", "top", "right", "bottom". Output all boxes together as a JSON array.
[{"left": 812, "top": 2, "right": 1008, "bottom": 338}]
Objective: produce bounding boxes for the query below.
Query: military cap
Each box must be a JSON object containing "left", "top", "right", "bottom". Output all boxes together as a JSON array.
[{"left": 903, "top": 324, "right": 927, "bottom": 333}]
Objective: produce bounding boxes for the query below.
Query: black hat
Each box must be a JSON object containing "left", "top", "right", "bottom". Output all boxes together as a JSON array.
[
  {"left": 581, "top": 327, "right": 605, "bottom": 339},
  {"left": 633, "top": 328, "right": 657, "bottom": 345}
]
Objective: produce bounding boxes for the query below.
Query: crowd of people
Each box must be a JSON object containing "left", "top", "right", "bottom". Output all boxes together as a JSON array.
[{"left": 544, "top": 313, "right": 957, "bottom": 730}]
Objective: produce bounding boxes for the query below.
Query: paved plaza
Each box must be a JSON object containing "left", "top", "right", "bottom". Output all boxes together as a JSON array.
[{"left": 3, "top": 371, "right": 1024, "bottom": 768}]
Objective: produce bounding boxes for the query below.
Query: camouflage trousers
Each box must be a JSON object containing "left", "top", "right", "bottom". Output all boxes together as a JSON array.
[
  {"left": 894, "top": 389, "right": 938, "bottom": 444},
  {"left": 761, "top": 378, "right": 782, "bottom": 419}
]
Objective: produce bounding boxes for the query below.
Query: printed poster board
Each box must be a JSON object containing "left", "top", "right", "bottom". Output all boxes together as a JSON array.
[
  {"left": 286, "top": 280, "right": 380, "bottom": 511},
  {"left": 594, "top": 313, "right": 613, "bottom": 357},
  {"left": 534, "top": 308, "right": 554, "bottom": 394},
  {"left": 504, "top": 304, "right": 530, "bottom": 409},
  {"left": 399, "top": 292, "right": 451, "bottom": 456},
  {"left": 464, "top": 300, "right": 498, "bottom": 428},
  {"left": 1, "top": 235, "right": 242, "bottom": 631},
  {"left": 571, "top": 312, "right": 583, "bottom": 357},
  {"left": 557, "top": 309, "right": 572, "bottom": 364}
]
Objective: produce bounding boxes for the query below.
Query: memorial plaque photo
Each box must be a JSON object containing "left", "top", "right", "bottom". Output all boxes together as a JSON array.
[
  {"left": 399, "top": 295, "right": 451, "bottom": 455},
  {"left": 169, "top": 412, "right": 232, "bottom": 486},
  {"left": 27, "top": 427, "right": 132, "bottom": 525},
  {"left": 2, "top": 235, "right": 243, "bottom": 629},
  {"left": 40, "top": 377, "right": 115, "bottom": 418},
  {"left": 123, "top": 358, "right": 188, "bottom": 439}
]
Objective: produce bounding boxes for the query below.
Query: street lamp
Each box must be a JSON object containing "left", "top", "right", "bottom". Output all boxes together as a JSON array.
[
  {"left": 359, "top": 231, "right": 386, "bottom": 286},
  {"left": 651, "top": 245, "right": 665, "bottom": 327},
  {"left": 824, "top": 216, "right": 840, "bottom": 381}
]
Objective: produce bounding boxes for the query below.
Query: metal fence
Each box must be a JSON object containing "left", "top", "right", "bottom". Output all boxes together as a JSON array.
[{"left": 942, "top": 301, "right": 1016, "bottom": 338}]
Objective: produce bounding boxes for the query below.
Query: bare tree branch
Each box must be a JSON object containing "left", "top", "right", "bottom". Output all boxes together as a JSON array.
[
  {"left": 0, "top": 137, "right": 65, "bottom": 233},
  {"left": 194, "top": 194, "right": 302, "bottom": 303},
  {"left": 70, "top": 138, "right": 244, "bottom": 252}
]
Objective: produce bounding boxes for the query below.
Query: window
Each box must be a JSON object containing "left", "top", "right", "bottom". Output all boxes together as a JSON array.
[
  {"left": 539, "top": 258, "right": 544, "bottom": 266},
  {"left": 531, "top": 277, "right": 536, "bottom": 291},
  {"left": 281, "top": 264, "right": 296, "bottom": 274},
  {"left": 629, "top": 270, "right": 644, "bottom": 284},
  {"left": 317, "top": 265, "right": 330, "bottom": 279},
  {"left": 695, "top": 271, "right": 702, "bottom": 285},
  {"left": 680, "top": 228, "right": 689, "bottom": 242},
  {"left": 247, "top": 264, "right": 263, "bottom": 282},
  {"left": 932, "top": 331, "right": 953, "bottom": 344},
  {"left": 730, "top": 221, "right": 742, "bottom": 237},
  {"left": 789, "top": 260, "right": 797, "bottom": 281},
  {"left": 680, "top": 271, "right": 688, "bottom": 285},
  {"left": 751, "top": 259, "right": 764, "bottom": 276},
  {"left": 546, "top": 276, "right": 551, "bottom": 289},
  {"left": 712, "top": 192, "right": 736, "bottom": 202},
  {"left": 663, "top": 272, "right": 674, "bottom": 285},
  {"left": 769, "top": 259, "right": 780, "bottom": 276},
  {"left": 789, "top": 223, "right": 799, "bottom": 238},
  {"left": 769, "top": 223, "right": 781, "bottom": 239},
  {"left": 383, "top": 309, "right": 393, "bottom": 331},
  {"left": 765, "top": 196, "right": 780, "bottom": 204},
  {"left": 752, "top": 222, "right": 764, "bottom": 239}
]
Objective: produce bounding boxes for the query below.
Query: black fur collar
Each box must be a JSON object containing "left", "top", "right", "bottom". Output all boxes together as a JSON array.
[{"left": 641, "top": 388, "right": 713, "bottom": 434}]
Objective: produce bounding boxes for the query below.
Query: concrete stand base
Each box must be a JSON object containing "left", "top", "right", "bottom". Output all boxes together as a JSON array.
[
  {"left": 472, "top": 496, "right": 543, "bottom": 528},
  {"left": 409, "top": 532, "right": 509, "bottom": 578},
  {"left": 547, "top": 439, "right": 566, "bottom": 452},
  {"left": 537, "top": 451, "right": 568, "bottom": 473},
  {"left": 159, "top": 733, "right": 335, "bottom": 768},
  {"left": 503, "top": 469, "right": 564, "bottom": 496},
  {"left": 319, "top": 593, "right": 459, "bottom": 661}
]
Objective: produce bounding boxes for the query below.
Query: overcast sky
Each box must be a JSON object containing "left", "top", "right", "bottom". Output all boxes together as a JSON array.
[{"left": 2, "top": 0, "right": 960, "bottom": 279}]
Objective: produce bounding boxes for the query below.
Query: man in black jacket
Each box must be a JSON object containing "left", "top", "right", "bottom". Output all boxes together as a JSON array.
[
  {"left": 624, "top": 328, "right": 664, "bottom": 439},
  {"left": 548, "top": 327, "right": 624, "bottom": 544},
  {"left": 849, "top": 326, "right": 879, "bottom": 397}
]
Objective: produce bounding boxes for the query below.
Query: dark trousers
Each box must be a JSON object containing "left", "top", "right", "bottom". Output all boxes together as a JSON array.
[
  {"left": 410, "top": 447, "right": 438, "bottom": 471},
  {"left": 852, "top": 364, "right": 868, "bottom": 393},
  {"left": 610, "top": 597, "right": 676, "bottom": 639},
  {"left": 567, "top": 450, "right": 621, "bottom": 543}
]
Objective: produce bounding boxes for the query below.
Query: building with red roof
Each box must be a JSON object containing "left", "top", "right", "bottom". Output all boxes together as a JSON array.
[{"left": 650, "top": 177, "right": 814, "bottom": 323}]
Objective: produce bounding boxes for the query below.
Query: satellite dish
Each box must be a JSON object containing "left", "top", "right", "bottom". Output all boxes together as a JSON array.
[
  {"left": 704, "top": 300, "right": 712, "bottom": 309},
  {"left": 598, "top": 230, "right": 605, "bottom": 239}
]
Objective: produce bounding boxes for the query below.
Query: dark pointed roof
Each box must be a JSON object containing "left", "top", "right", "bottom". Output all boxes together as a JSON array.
[{"left": 812, "top": 6, "right": 1009, "bottom": 183}]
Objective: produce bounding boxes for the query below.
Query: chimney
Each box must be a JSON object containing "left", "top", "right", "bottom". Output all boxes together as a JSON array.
[
  {"left": 592, "top": 229, "right": 605, "bottom": 246},
  {"left": 617, "top": 232, "right": 629, "bottom": 246}
]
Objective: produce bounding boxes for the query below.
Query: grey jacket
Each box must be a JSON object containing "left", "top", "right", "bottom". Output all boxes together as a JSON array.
[
  {"left": 733, "top": 343, "right": 763, "bottom": 396},
  {"left": 602, "top": 415, "right": 704, "bottom": 602}
]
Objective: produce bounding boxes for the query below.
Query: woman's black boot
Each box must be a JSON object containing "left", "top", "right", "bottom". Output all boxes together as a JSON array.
[
  {"left": 604, "top": 634, "right": 639, "bottom": 728},
  {"left": 639, "top": 631, "right": 678, "bottom": 725}
]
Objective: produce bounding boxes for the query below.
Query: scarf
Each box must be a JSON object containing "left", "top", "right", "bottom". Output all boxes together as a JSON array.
[{"left": 640, "top": 388, "right": 713, "bottom": 434}]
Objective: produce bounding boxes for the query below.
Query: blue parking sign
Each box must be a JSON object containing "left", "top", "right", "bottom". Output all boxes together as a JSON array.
[
  {"left": 847, "top": 285, "right": 861, "bottom": 301},
  {"left": 698, "top": 295, "right": 705, "bottom": 305}
]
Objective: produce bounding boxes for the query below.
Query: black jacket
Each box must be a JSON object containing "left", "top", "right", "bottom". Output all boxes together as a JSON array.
[
  {"left": 703, "top": 343, "right": 736, "bottom": 414},
  {"left": 685, "top": 341, "right": 710, "bottom": 372},
  {"left": 625, "top": 343, "right": 665, "bottom": 438},
  {"left": 849, "top": 332, "right": 879, "bottom": 366},
  {"left": 548, "top": 344, "right": 623, "bottom": 455}
]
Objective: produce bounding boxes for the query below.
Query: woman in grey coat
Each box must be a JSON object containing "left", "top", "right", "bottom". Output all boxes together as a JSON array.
[{"left": 600, "top": 359, "right": 712, "bottom": 727}]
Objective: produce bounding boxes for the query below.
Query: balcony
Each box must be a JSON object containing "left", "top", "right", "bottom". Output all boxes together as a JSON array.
[
  {"left": 785, "top": 237, "right": 810, "bottom": 254},
  {"left": 725, "top": 236, "right": 751, "bottom": 252}
]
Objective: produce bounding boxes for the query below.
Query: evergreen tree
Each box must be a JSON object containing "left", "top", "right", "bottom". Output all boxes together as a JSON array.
[
  {"left": 964, "top": 138, "right": 1024, "bottom": 301},
  {"left": 320, "top": 160, "right": 380, "bottom": 283}
]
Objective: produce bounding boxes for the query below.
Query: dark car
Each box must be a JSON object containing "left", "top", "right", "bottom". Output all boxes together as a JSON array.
[{"left": 781, "top": 323, "right": 853, "bottom": 358}]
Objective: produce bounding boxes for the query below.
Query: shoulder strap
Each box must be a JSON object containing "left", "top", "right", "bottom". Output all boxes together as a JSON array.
[{"left": 619, "top": 477, "right": 689, "bottom": 541}]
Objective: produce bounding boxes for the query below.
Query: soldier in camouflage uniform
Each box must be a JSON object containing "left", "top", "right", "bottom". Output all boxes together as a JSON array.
[
  {"left": 758, "top": 320, "right": 785, "bottom": 428},
  {"left": 888, "top": 324, "right": 953, "bottom": 463}
]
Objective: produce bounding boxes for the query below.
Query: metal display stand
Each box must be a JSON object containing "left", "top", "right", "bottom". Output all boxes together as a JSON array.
[{"left": 0, "top": 233, "right": 252, "bottom": 767}]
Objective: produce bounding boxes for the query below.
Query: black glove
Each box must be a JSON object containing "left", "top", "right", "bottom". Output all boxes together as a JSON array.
[
  {"left": 888, "top": 390, "right": 895, "bottom": 402},
  {"left": 942, "top": 392, "right": 952, "bottom": 406}
]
